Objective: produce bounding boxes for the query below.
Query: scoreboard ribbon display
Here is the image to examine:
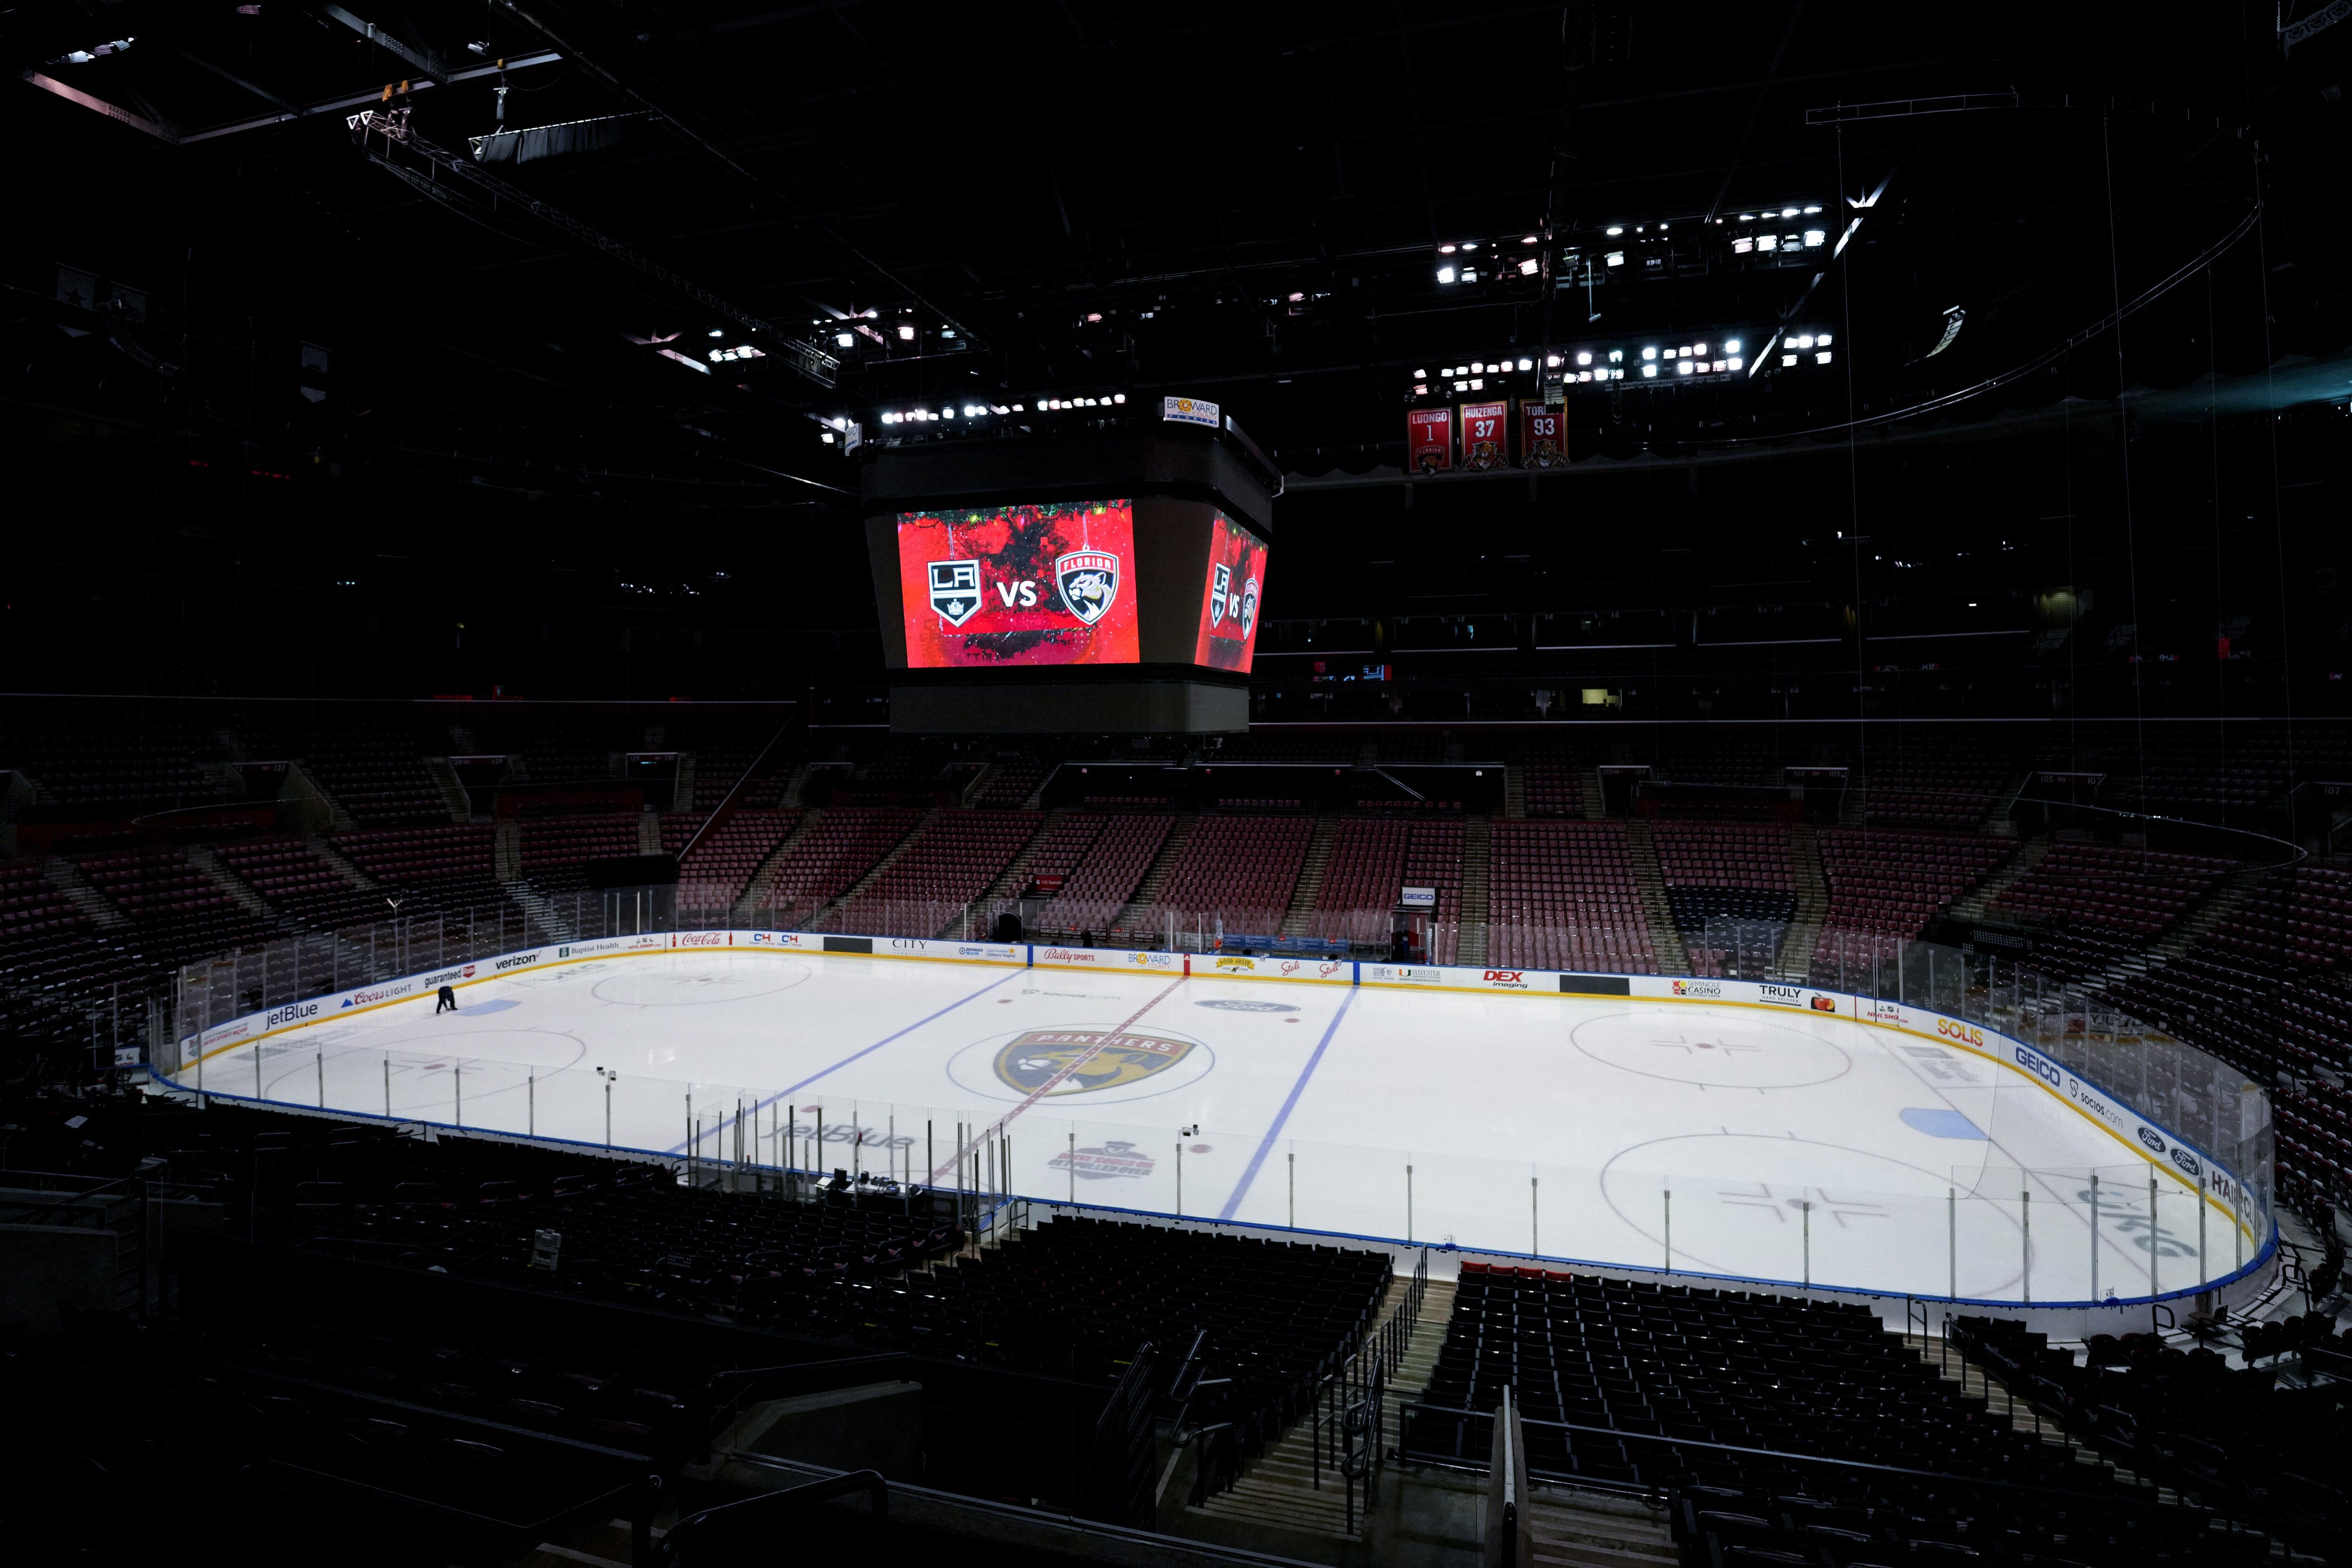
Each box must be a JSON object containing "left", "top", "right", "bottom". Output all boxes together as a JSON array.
[
  {"left": 1521, "top": 399, "right": 1568, "bottom": 469},
  {"left": 1459, "top": 399, "right": 1509, "bottom": 470},
  {"left": 896, "top": 499, "right": 1142, "bottom": 667},
  {"left": 1406, "top": 407, "right": 1453, "bottom": 473}
]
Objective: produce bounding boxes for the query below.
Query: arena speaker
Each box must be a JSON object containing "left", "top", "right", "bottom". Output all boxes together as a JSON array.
[{"left": 859, "top": 406, "right": 1279, "bottom": 733}]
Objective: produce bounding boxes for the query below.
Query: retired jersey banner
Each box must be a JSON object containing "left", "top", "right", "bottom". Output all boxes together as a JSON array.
[
  {"left": 1459, "top": 400, "right": 1509, "bottom": 470},
  {"left": 1520, "top": 400, "right": 1568, "bottom": 469},
  {"left": 1406, "top": 407, "right": 1453, "bottom": 473}
]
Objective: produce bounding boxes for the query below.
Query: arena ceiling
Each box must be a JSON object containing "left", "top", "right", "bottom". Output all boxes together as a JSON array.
[{"left": 8, "top": 1, "right": 2344, "bottom": 501}]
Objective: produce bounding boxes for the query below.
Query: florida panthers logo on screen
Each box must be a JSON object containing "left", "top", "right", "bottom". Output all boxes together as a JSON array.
[
  {"left": 1239, "top": 575, "right": 1259, "bottom": 635},
  {"left": 1209, "top": 562, "right": 1231, "bottom": 627},
  {"left": 927, "top": 559, "right": 982, "bottom": 626},
  {"left": 1055, "top": 550, "right": 1120, "bottom": 625}
]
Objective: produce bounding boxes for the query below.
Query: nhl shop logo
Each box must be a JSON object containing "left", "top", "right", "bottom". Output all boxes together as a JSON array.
[
  {"left": 1055, "top": 550, "right": 1120, "bottom": 624},
  {"left": 928, "top": 558, "right": 982, "bottom": 626}
]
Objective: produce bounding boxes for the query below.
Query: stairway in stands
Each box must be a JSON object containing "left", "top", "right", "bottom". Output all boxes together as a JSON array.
[
  {"left": 733, "top": 810, "right": 823, "bottom": 923},
  {"left": 1457, "top": 817, "right": 1491, "bottom": 965},
  {"left": 1279, "top": 816, "right": 1340, "bottom": 936},
  {"left": 1115, "top": 812, "right": 1200, "bottom": 934},
  {"left": 1775, "top": 823, "right": 1829, "bottom": 980},
  {"left": 1944, "top": 834, "right": 2051, "bottom": 925},
  {"left": 1623, "top": 822, "right": 1689, "bottom": 974},
  {"left": 1184, "top": 1274, "right": 1456, "bottom": 1544}
]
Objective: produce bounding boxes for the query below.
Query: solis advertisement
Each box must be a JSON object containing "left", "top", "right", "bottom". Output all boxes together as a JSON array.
[
  {"left": 896, "top": 500, "right": 1141, "bottom": 667},
  {"left": 1193, "top": 511, "right": 1268, "bottom": 672}
]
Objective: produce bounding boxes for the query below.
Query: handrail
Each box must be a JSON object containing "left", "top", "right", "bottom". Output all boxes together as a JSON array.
[
  {"left": 677, "top": 714, "right": 801, "bottom": 866},
  {"left": 693, "top": 1353, "right": 911, "bottom": 1460},
  {"left": 1396, "top": 1399, "right": 2256, "bottom": 1516},
  {"left": 655, "top": 1469, "right": 886, "bottom": 1565}
]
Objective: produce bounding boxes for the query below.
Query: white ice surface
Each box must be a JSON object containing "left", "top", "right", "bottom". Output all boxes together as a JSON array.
[{"left": 184, "top": 951, "right": 2241, "bottom": 1303}]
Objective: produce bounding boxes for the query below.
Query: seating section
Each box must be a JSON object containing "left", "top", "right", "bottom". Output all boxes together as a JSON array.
[
  {"left": 1151, "top": 814, "right": 1315, "bottom": 931},
  {"left": 1524, "top": 762, "right": 1588, "bottom": 817},
  {"left": 2, "top": 720, "right": 223, "bottom": 808},
  {"left": 1952, "top": 1315, "right": 2335, "bottom": 1560},
  {"left": 878, "top": 1218, "right": 1388, "bottom": 1453},
  {"left": 1862, "top": 747, "right": 2013, "bottom": 828},
  {"left": 0, "top": 858, "right": 143, "bottom": 1007},
  {"left": 72, "top": 845, "right": 280, "bottom": 969},
  {"left": 1651, "top": 824, "right": 1796, "bottom": 928},
  {"left": 517, "top": 815, "right": 644, "bottom": 893},
  {"left": 1311, "top": 818, "right": 1465, "bottom": 961},
  {"left": 331, "top": 825, "right": 502, "bottom": 911},
  {"left": 1487, "top": 822, "right": 1656, "bottom": 973},
  {"left": 215, "top": 837, "right": 395, "bottom": 930},
  {"left": 971, "top": 758, "right": 1049, "bottom": 808},
  {"left": 757, "top": 807, "right": 925, "bottom": 921},
  {"left": 664, "top": 809, "right": 800, "bottom": 908},
  {"left": 1816, "top": 829, "right": 2010, "bottom": 937},
  {"left": 2201, "top": 861, "right": 2352, "bottom": 971},
  {"left": 1991, "top": 844, "right": 2233, "bottom": 938},
  {"left": 829, "top": 811, "right": 1040, "bottom": 935},
  {"left": 302, "top": 735, "right": 450, "bottom": 825},
  {"left": 1411, "top": 1260, "right": 2154, "bottom": 1495},
  {"left": 1029, "top": 813, "right": 1172, "bottom": 936}
]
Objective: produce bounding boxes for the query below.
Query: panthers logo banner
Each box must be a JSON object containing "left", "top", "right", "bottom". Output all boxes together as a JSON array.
[{"left": 994, "top": 1028, "right": 1197, "bottom": 1096}]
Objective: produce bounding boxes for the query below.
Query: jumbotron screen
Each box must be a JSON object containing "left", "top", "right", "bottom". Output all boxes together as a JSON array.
[
  {"left": 1192, "top": 509, "right": 1267, "bottom": 671},
  {"left": 895, "top": 499, "right": 1141, "bottom": 667}
]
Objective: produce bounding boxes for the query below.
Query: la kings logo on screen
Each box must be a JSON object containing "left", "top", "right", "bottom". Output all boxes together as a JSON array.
[
  {"left": 1209, "top": 562, "right": 1231, "bottom": 627},
  {"left": 1055, "top": 550, "right": 1120, "bottom": 624},
  {"left": 928, "top": 558, "right": 982, "bottom": 626}
]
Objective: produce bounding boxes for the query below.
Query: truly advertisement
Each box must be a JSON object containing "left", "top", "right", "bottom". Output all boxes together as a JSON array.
[
  {"left": 1192, "top": 511, "right": 1269, "bottom": 673},
  {"left": 895, "top": 499, "right": 1141, "bottom": 668}
]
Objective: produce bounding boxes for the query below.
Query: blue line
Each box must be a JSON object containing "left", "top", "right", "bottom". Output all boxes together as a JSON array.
[
  {"left": 1217, "top": 986, "right": 1357, "bottom": 1221},
  {"left": 665, "top": 963, "right": 1028, "bottom": 1155}
]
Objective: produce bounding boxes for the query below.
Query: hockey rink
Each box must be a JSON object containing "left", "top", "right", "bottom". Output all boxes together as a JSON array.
[{"left": 183, "top": 948, "right": 2249, "bottom": 1305}]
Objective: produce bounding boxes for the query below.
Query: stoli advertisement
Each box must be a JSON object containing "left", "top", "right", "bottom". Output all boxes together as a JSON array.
[{"left": 895, "top": 499, "right": 1141, "bottom": 667}]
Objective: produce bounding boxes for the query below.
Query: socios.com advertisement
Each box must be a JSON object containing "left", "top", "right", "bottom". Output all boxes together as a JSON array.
[
  {"left": 1192, "top": 510, "right": 1268, "bottom": 673},
  {"left": 895, "top": 499, "right": 1140, "bottom": 667}
]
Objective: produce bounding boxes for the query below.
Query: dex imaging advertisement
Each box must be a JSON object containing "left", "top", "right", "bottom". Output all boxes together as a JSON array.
[
  {"left": 1192, "top": 511, "right": 1268, "bottom": 672},
  {"left": 896, "top": 499, "right": 1141, "bottom": 667}
]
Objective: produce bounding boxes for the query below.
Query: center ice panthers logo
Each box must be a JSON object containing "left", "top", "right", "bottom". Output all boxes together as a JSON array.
[
  {"left": 994, "top": 1028, "right": 1193, "bottom": 1096},
  {"left": 1055, "top": 550, "right": 1120, "bottom": 625}
]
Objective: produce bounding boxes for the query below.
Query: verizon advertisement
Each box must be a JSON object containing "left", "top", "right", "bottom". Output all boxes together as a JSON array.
[
  {"left": 1192, "top": 511, "right": 1269, "bottom": 672},
  {"left": 895, "top": 499, "right": 1142, "bottom": 668}
]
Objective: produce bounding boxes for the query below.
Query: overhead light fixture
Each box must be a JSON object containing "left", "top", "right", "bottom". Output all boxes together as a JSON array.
[
  {"left": 1463, "top": 241, "right": 1478, "bottom": 250},
  {"left": 1413, "top": 368, "right": 1428, "bottom": 378},
  {"left": 1437, "top": 266, "right": 1456, "bottom": 284},
  {"left": 1804, "top": 205, "right": 1822, "bottom": 214},
  {"left": 1724, "top": 339, "right": 1741, "bottom": 352},
  {"left": 821, "top": 431, "right": 837, "bottom": 444},
  {"left": 1440, "top": 243, "right": 1457, "bottom": 255},
  {"left": 1461, "top": 268, "right": 1478, "bottom": 282},
  {"left": 1795, "top": 334, "right": 1815, "bottom": 349},
  {"left": 1641, "top": 364, "right": 1658, "bottom": 378},
  {"left": 1605, "top": 252, "right": 1623, "bottom": 267},
  {"left": 1518, "top": 258, "right": 1539, "bottom": 275},
  {"left": 898, "top": 323, "right": 915, "bottom": 340},
  {"left": 1522, "top": 234, "right": 1539, "bottom": 244},
  {"left": 1545, "top": 354, "right": 1561, "bottom": 367},
  {"left": 1642, "top": 346, "right": 1658, "bottom": 360},
  {"left": 835, "top": 332, "right": 854, "bottom": 347},
  {"left": 1575, "top": 351, "right": 1592, "bottom": 366},
  {"left": 1605, "top": 225, "right": 1623, "bottom": 236},
  {"left": 1782, "top": 353, "right": 1798, "bottom": 366},
  {"left": 1816, "top": 332, "right": 1832, "bottom": 345},
  {"left": 1816, "top": 350, "right": 1833, "bottom": 364},
  {"left": 1517, "top": 358, "right": 1533, "bottom": 371},
  {"left": 1804, "top": 229, "right": 1826, "bottom": 247},
  {"left": 1781, "top": 207, "right": 1798, "bottom": 218},
  {"left": 1693, "top": 342, "right": 1708, "bottom": 356},
  {"left": 708, "top": 328, "right": 724, "bottom": 338}
]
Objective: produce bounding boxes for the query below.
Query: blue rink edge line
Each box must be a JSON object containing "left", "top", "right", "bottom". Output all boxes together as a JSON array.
[
  {"left": 1216, "top": 986, "right": 1358, "bottom": 1222},
  {"left": 662, "top": 963, "right": 1030, "bottom": 1156}
]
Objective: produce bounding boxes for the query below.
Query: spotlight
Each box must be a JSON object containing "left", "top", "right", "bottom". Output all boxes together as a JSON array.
[
  {"left": 1517, "top": 358, "right": 1532, "bottom": 371},
  {"left": 1605, "top": 225, "right": 1623, "bottom": 236},
  {"left": 1641, "top": 364, "right": 1658, "bottom": 377},
  {"left": 1440, "top": 243, "right": 1457, "bottom": 254},
  {"left": 898, "top": 323, "right": 915, "bottom": 340},
  {"left": 1518, "top": 258, "right": 1539, "bottom": 275},
  {"left": 1605, "top": 252, "right": 1623, "bottom": 267},
  {"left": 708, "top": 328, "right": 724, "bottom": 337},
  {"left": 835, "top": 332, "right": 854, "bottom": 347},
  {"left": 1575, "top": 352, "right": 1591, "bottom": 366},
  {"left": 1522, "top": 234, "right": 1539, "bottom": 244},
  {"left": 1437, "top": 266, "right": 1456, "bottom": 284}
]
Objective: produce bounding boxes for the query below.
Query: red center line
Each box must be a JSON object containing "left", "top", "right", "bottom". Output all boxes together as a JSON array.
[{"left": 930, "top": 971, "right": 1188, "bottom": 1182}]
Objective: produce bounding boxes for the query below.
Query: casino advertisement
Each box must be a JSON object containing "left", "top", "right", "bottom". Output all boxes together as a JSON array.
[
  {"left": 896, "top": 499, "right": 1141, "bottom": 667},
  {"left": 1192, "top": 510, "right": 1268, "bottom": 671}
]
